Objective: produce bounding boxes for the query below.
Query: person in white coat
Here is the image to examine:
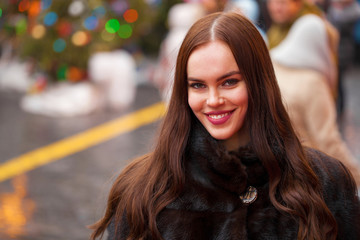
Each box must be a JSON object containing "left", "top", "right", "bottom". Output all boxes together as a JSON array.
[{"left": 270, "top": 14, "right": 360, "bottom": 186}]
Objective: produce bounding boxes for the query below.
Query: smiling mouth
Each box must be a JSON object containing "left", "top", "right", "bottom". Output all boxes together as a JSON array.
[
  {"left": 208, "top": 112, "right": 231, "bottom": 119},
  {"left": 205, "top": 110, "right": 234, "bottom": 125}
]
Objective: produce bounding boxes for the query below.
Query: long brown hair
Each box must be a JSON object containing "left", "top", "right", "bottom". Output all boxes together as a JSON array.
[{"left": 90, "top": 12, "right": 337, "bottom": 240}]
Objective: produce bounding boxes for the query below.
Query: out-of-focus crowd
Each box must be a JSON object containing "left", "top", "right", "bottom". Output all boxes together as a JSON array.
[{"left": 152, "top": 0, "right": 360, "bottom": 187}]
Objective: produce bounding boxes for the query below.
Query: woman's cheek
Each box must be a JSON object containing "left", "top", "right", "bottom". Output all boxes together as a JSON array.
[{"left": 188, "top": 92, "right": 203, "bottom": 113}]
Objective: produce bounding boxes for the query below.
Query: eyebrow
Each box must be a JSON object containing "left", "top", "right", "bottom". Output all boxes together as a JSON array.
[{"left": 187, "top": 71, "right": 241, "bottom": 82}]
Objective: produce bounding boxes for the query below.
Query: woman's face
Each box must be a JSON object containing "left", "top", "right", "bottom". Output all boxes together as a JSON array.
[
  {"left": 187, "top": 40, "right": 249, "bottom": 150},
  {"left": 267, "top": 0, "right": 302, "bottom": 25}
]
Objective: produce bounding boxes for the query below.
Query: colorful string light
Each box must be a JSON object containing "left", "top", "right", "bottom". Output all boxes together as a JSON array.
[
  {"left": 123, "top": 9, "right": 138, "bottom": 23},
  {"left": 105, "top": 19, "right": 120, "bottom": 33},
  {"left": 18, "top": 0, "right": 30, "bottom": 12},
  {"left": 67, "top": 67, "right": 84, "bottom": 82},
  {"left": 28, "top": 1, "right": 41, "bottom": 17},
  {"left": 68, "top": 0, "right": 85, "bottom": 17},
  {"left": 93, "top": 6, "right": 106, "bottom": 17},
  {"left": 15, "top": 18, "right": 27, "bottom": 35},
  {"left": 41, "top": 0, "right": 52, "bottom": 10},
  {"left": 72, "top": 31, "right": 90, "bottom": 46},
  {"left": 144, "top": 0, "right": 162, "bottom": 5},
  {"left": 31, "top": 24, "right": 46, "bottom": 39},
  {"left": 7, "top": 0, "right": 142, "bottom": 83},
  {"left": 118, "top": 24, "right": 132, "bottom": 39},
  {"left": 83, "top": 16, "right": 98, "bottom": 31},
  {"left": 53, "top": 38, "right": 66, "bottom": 52},
  {"left": 111, "top": 1, "right": 128, "bottom": 15},
  {"left": 101, "top": 29, "right": 116, "bottom": 42},
  {"left": 56, "top": 65, "right": 67, "bottom": 80},
  {"left": 57, "top": 21, "right": 72, "bottom": 38},
  {"left": 44, "top": 12, "right": 58, "bottom": 26}
]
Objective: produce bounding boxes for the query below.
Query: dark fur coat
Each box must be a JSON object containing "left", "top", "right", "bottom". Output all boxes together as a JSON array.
[{"left": 109, "top": 123, "right": 360, "bottom": 240}]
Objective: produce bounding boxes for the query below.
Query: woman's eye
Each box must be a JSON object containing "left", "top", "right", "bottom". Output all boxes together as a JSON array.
[
  {"left": 223, "top": 79, "right": 240, "bottom": 86},
  {"left": 189, "top": 83, "right": 206, "bottom": 89}
]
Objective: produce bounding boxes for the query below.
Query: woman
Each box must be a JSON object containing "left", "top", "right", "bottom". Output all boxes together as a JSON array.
[
  {"left": 266, "top": 0, "right": 338, "bottom": 95},
  {"left": 271, "top": 14, "right": 360, "bottom": 186},
  {"left": 91, "top": 12, "right": 359, "bottom": 240}
]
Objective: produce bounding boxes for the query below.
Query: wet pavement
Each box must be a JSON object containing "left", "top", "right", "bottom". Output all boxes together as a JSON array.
[
  {"left": 0, "top": 82, "right": 162, "bottom": 239},
  {"left": 0, "top": 64, "right": 359, "bottom": 239}
]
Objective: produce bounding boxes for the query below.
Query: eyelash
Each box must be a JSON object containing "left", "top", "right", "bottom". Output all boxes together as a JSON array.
[
  {"left": 189, "top": 83, "right": 205, "bottom": 89},
  {"left": 189, "top": 79, "right": 240, "bottom": 89},
  {"left": 223, "top": 79, "right": 240, "bottom": 86}
]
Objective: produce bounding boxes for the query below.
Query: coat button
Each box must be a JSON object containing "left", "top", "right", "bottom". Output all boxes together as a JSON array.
[{"left": 239, "top": 186, "right": 258, "bottom": 204}]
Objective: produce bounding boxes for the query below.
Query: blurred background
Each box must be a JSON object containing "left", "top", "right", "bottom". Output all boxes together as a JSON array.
[{"left": 0, "top": 0, "right": 359, "bottom": 239}]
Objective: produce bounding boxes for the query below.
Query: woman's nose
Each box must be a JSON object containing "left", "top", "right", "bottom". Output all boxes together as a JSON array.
[{"left": 206, "top": 90, "right": 224, "bottom": 106}]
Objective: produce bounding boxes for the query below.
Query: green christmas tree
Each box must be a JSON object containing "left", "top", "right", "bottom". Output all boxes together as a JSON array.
[{"left": 0, "top": 0, "right": 181, "bottom": 83}]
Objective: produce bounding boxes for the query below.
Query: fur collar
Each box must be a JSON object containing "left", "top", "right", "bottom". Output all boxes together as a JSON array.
[
  {"left": 187, "top": 119, "right": 268, "bottom": 189},
  {"left": 166, "top": 120, "right": 268, "bottom": 212}
]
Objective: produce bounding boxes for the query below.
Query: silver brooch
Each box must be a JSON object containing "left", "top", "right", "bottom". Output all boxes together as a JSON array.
[{"left": 239, "top": 186, "right": 258, "bottom": 205}]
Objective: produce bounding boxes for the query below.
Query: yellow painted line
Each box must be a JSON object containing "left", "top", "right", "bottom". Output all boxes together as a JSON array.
[{"left": 0, "top": 102, "right": 167, "bottom": 183}]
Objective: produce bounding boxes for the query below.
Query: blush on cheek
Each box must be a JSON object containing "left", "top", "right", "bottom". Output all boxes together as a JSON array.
[{"left": 188, "top": 94, "right": 203, "bottom": 113}]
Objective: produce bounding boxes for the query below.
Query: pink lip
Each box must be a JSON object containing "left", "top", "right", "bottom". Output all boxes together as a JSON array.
[{"left": 205, "top": 110, "right": 233, "bottom": 125}]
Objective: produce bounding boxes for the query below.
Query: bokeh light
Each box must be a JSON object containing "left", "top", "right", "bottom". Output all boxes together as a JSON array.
[
  {"left": 30, "top": 75, "right": 47, "bottom": 93},
  {"left": 144, "top": 0, "right": 162, "bottom": 5},
  {"left": 112, "top": 1, "right": 128, "bottom": 15},
  {"left": 44, "top": 12, "right": 58, "bottom": 26},
  {"left": 31, "top": 24, "right": 46, "bottom": 39},
  {"left": 123, "top": 9, "right": 138, "bottom": 23},
  {"left": 18, "top": 0, "right": 30, "bottom": 12},
  {"left": 101, "top": 29, "right": 116, "bottom": 42},
  {"left": 0, "top": 175, "right": 36, "bottom": 239},
  {"left": 68, "top": 0, "right": 85, "bottom": 16},
  {"left": 93, "top": 6, "right": 106, "bottom": 17},
  {"left": 57, "top": 21, "right": 72, "bottom": 37},
  {"left": 355, "top": 21, "right": 360, "bottom": 44},
  {"left": 117, "top": 24, "right": 132, "bottom": 39},
  {"left": 72, "top": 31, "right": 90, "bottom": 46},
  {"left": 83, "top": 16, "right": 98, "bottom": 30},
  {"left": 15, "top": 18, "right": 27, "bottom": 35},
  {"left": 57, "top": 65, "right": 68, "bottom": 80},
  {"left": 53, "top": 38, "right": 66, "bottom": 52},
  {"left": 67, "top": 67, "right": 84, "bottom": 82},
  {"left": 41, "top": 0, "right": 52, "bottom": 10},
  {"left": 28, "top": 1, "right": 41, "bottom": 17},
  {"left": 105, "top": 19, "right": 120, "bottom": 33}
]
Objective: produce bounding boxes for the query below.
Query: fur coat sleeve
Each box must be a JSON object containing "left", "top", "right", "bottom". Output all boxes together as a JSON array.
[{"left": 307, "top": 148, "right": 360, "bottom": 238}]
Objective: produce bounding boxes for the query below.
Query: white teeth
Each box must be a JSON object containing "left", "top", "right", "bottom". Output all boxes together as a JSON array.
[{"left": 208, "top": 112, "right": 229, "bottom": 119}]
